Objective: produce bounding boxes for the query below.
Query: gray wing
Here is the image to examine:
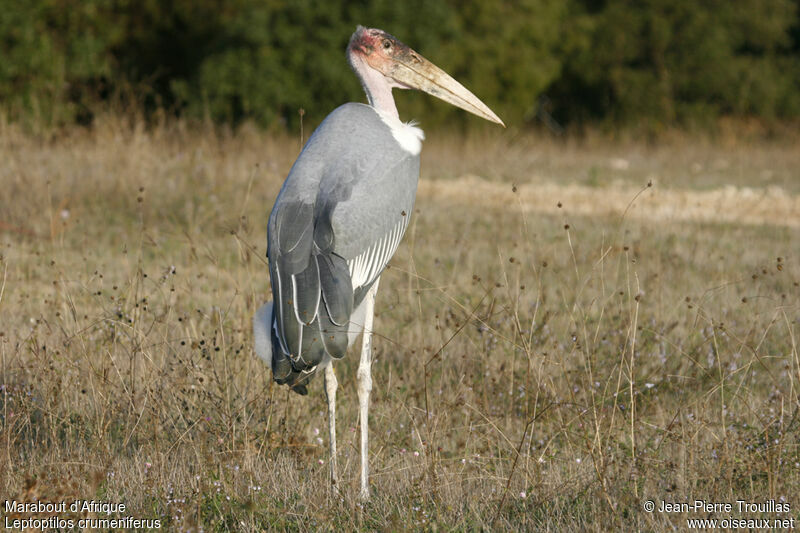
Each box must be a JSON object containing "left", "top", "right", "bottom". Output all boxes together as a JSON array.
[{"left": 266, "top": 103, "right": 420, "bottom": 393}]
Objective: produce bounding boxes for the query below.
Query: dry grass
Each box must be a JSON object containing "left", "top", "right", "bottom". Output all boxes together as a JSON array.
[{"left": 1, "top": 115, "right": 799, "bottom": 531}]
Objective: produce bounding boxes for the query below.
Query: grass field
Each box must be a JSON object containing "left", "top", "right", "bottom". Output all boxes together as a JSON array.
[{"left": 1, "top": 116, "right": 799, "bottom": 531}]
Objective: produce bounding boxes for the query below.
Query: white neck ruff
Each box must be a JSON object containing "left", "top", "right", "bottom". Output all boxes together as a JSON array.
[{"left": 374, "top": 108, "right": 425, "bottom": 156}]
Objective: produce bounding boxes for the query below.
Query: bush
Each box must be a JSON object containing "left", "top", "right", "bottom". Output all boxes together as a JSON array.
[{"left": 1, "top": 0, "right": 797, "bottom": 129}]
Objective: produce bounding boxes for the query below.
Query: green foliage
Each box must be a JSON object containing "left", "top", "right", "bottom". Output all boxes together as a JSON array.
[
  {"left": 1, "top": 0, "right": 798, "bottom": 129},
  {"left": 551, "top": 0, "right": 800, "bottom": 128},
  {"left": 0, "top": 0, "right": 121, "bottom": 124}
]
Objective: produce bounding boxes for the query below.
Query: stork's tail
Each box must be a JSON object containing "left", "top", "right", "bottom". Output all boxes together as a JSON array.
[{"left": 253, "top": 302, "right": 311, "bottom": 395}]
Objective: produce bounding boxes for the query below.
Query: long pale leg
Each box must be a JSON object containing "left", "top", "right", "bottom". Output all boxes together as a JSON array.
[
  {"left": 324, "top": 364, "right": 338, "bottom": 492},
  {"left": 357, "top": 278, "right": 380, "bottom": 500}
]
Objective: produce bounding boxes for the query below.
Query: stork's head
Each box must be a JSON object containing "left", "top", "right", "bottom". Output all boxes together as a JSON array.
[{"left": 348, "top": 26, "right": 504, "bottom": 126}]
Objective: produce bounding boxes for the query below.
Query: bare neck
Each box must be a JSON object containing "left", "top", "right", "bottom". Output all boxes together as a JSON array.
[{"left": 348, "top": 52, "right": 399, "bottom": 120}]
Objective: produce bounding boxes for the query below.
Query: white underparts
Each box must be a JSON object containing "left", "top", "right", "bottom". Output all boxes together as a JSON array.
[{"left": 375, "top": 109, "right": 425, "bottom": 156}]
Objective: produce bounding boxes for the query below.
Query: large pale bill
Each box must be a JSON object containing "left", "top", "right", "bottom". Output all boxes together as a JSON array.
[{"left": 388, "top": 48, "right": 505, "bottom": 127}]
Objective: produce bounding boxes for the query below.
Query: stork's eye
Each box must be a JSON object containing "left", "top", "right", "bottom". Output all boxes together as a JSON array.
[{"left": 382, "top": 40, "right": 392, "bottom": 50}]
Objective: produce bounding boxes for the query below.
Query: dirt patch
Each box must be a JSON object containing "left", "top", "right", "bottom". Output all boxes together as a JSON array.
[{"left": 421, "top": 175, "right": 800, "bottom": 228}]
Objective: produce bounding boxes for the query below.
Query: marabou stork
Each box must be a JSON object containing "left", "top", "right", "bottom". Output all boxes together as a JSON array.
[{"left": 253, "top": 26, "right": 503, "bottom": 499}]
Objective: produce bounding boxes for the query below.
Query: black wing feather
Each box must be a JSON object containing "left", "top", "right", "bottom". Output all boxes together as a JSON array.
[
  {"left": 291, "top": 258, "right": 320, "bottom": 326},
  {"left": 267, "top": 199, "right": 355, "bottom": 391},
  {"left": 317, "top": 253, "right": 353, "bottom": 327}
]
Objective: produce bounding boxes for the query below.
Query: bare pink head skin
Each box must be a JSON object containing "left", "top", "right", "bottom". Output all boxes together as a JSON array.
[
  {"left": 347, "top": 26, "right": 504, "bottom": 126},
  {"left": 347, "top": 27, "right": 415, "bottom": 118}
]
